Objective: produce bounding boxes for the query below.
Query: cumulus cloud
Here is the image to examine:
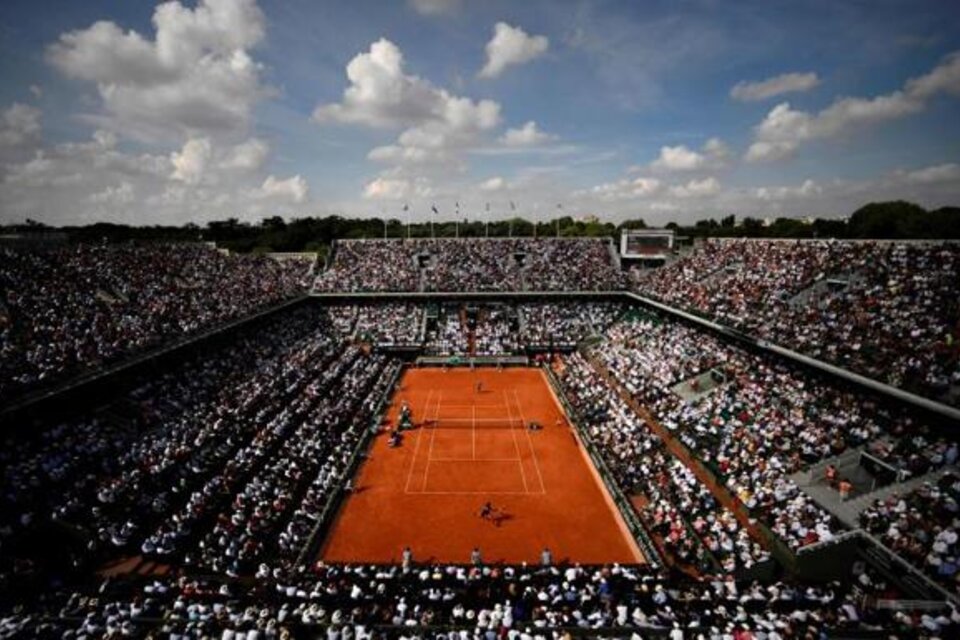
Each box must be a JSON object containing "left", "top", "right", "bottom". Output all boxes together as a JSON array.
[
  {"left": 363, "top": 176, "right": 434, "bottom": 200},
  {"left": 258, "top": 174, "right": 308, "bottom": 203},
  {"left": 731, "top": 72, "right": 819, "bottom": 101},
  {"left": 46, "top": 0, "right": 267, "bottom": 142},
  {"left": 1, "top": 127, "right": 307, "bottom": 225},
  {"left": 902, "top": 163, "right": 960, "bottom": 184},
  {"left": 746, "top": 52, "right": 960, "bottom": 162},
  {"left": 88, "top": 181, "right": 135, "bottom": 205},
  {"left": 753, "top": 178, "right": 822, "bottom": 201},
  {"left": 0, "top": 103, "right": 41, "bottom": 150},
  {"left": 669, "top": 176, "right": 721, "bottom": 198},
  {"left": 315, "top": 38, "right": 499, "bottom": 131},
  {"left": 221, "top": 137, "right": 269, "bottom": 171},
  {"left": 499, "top": 121, "right": 555, "bottom": 147},
  {"left": 170, "top": 137, "right": 212, "bottom": 184},
  {"left": 479, "top": 176, "right": 506, "bottom": 191},
  {"left": 315, "top": 38, "right": 501, "bottom": 173},
  {"left": 478, "top": 22, "right": 549, "bottom": 79},
  {"left": 577, "top": 176, "right": 662, "bottom": 201},
  {"left": 650, "top": 137, "right": 729, "bottom": 172}
]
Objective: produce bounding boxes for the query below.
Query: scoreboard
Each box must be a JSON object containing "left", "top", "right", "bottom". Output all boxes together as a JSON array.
[{"left": 620, "top": 229, "right": 674, "bottom": 259}]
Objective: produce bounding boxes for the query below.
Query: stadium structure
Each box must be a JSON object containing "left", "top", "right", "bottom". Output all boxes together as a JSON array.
[{"left": 1, "top": 234, "right": 959, "bottom": 638}]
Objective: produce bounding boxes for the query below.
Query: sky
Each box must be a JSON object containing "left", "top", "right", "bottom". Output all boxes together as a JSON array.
[{"left": 0, "top": 0, "right": 958, "bottom": 226}]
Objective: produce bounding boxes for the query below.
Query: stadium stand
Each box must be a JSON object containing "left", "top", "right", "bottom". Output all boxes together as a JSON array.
[
  {"left": 634, "top": 239, "right": 960, "bottom": 406},
  {"left": 0, "top": 243, "right": 311, "bottom": 404},
  {"left": 313, "top": 238, "right": 624, "bottom": 292},
  {"left": 3, "top": 237, "right": 960, "bottom": 638}
]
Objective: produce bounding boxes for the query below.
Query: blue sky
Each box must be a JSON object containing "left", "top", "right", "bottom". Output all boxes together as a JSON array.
[{"left": 0, "top": 0, "right": 958, "bottom": 225}]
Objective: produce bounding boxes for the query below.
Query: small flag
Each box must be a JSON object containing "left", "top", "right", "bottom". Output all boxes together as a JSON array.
[
  {"left": 431, "top": 204, "right": 439, "bottom": 214},
  {"left": 403, "top": 203, "right": 409, "bottom": 211},
  {"left": 485, "top": 202, "right": 490, "bottom": 212},
  {"left": 509, "top": 201, "right": 516, "bottom": 211}
]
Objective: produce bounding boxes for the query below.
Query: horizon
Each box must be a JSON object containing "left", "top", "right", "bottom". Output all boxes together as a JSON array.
[{"left": 1, "top": 0, "right": 959, "bottom": 226}]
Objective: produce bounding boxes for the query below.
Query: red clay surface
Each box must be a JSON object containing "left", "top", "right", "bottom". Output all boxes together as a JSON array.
[{"left": 320, "top": 367, "right": 644, "bottom": 565}]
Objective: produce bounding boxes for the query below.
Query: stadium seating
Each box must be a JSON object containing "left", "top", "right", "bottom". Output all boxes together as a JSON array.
[
  {"left": 0, "top": 243, "right": 311, "bottom": 404},
  {"left": 313, "top": 238, "right": 624, "bottom": 292},
  {"left": 3, "top": 238, "right": 960, "bottom": 637},
  {"left": 634, "top": 239, "right": 960, "bottom": 405}
]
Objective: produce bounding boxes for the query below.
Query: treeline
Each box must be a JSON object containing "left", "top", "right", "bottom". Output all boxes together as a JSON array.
[{"left": 3, "top": 201, "right": 958, "bottom": 254}]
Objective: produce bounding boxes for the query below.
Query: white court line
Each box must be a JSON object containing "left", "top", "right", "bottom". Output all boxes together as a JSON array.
[
  {"left": 403, "top": 389, "right": 433, "bottom": 493},
  {"left": 513, "top": 389, "right": 547, "bottom": 494},
  {"left": 472, "top": 404, "right": 476, "bottom": 461},
  {"left": 435, "top": 404, "right": 511, "bottom": 409},
  {"left": 421, "top": 391, "right": 442, "bottom": 491},
  {"left": 503, "top": 390, "right": 531, "bottom": 494},
  {"left": 412, "top": 490, "right": 534, "bottom": 496},
  {"left": 429, "top": 457, "right": 524, "bottom": 462}
]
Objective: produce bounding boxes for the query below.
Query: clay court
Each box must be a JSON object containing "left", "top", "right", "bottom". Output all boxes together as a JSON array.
[{"left": 320, "top": 367, "right": 644, "bottom": 565}]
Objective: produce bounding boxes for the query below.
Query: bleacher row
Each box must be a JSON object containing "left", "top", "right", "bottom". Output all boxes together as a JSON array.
[
  {"left": 633, "top": 239, "right": 960, "bottom": 407},
  {"left": 1, "top": 239, "right": 959, "bottom": 637},
  {"left": 323, "top": 302, "right": 622, "bottom": 355},
  {"left": 313, "top": 238, "right": 624, "bottom": 293},
  {"left": 0, "top": 243, "right": 313, "bottom": 405}
]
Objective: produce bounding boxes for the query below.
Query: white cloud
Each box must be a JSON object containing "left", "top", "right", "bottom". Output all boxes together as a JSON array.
[
  {"left": 409, "top": 0, "right": 461, "bottom": 16},
  {"left": 0, "top": 103, "right": 41, "bottom": 149},
  {"left": 577, "top": 176, "right": 662, "bottom": 201},
  {"left": 258, "top": 174, "right": 308, "bottom": 203},
  {"left": 669, "top": 176, "right": 721, "bottom": 198},
  {"left": 746, "top": 52, "right": 960, "bottom": 162},
  {"left": 651, "top": 145, "right": 703, "bottom": 171},
  {"left": 170, "top": 137, "right": 212, "bottom": 184},
  {"left": 478, "top": 22, "right": 549, "bottom": 79},
  {"left": 363, "top": 176, "right": 434, "bottom": 200},
  {"left": 0, "top": 125, "right": 309, "bottom": 225},
  {"left": 731, "top": 72, "right": 819, "bottom": 101},
  {"left": 315, "top": 38, "right": 501, "bottom": 173},
  {"left": 753, "top": 179, "right": 822, "bottom": 201},
  {"left": 29, "top": 85, "right": 43, "bottom": 99},
  {"left": 499, "top": 121, "right": 555, "bottom": 147},
  {"left": 88, "top": 181, "right": 135, "bottom": 205},
  {"left": 650, "top": 137, "right": 729, "bottom": 172},
  {"left": 221, "top": 137, "right": 269, "bottom": 171},
  {"left": 46, "top": 0, "right": 267, "bottom": 142},
  {"left": 902, "top": 163, "right": 960, "bottom": 184},
  {"left": 479, "top": 176, "right": 506, "bottom": 191},
  {"left": 314, "top": 38, "right": 499, "bottom": 131}
]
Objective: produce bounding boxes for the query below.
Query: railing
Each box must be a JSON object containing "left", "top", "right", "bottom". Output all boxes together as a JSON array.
[
  {"left": 858, "top": 530, "right": 959, "bottom": 604},
  {"left": 1, "top": 294, "right": 311, "bottom": 425},
  {"left": 293, "top": 361, "right": 403, "bottom": 567},
  {"left": 542, "top": 367, "right": 663, "bottom": 568}
]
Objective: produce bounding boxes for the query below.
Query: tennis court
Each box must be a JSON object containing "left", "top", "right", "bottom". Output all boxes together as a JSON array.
[{"left": 320, "top": 367, "right": 644, "bottom": 564}]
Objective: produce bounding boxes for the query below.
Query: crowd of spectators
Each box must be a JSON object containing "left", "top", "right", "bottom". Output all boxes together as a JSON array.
[
  {"left": 0, "top": 306, "right": 398, "bottom": 603},
  {"left": 425, "top": 312, "right": 470, "bottom": 356},
  {"left": 519, "top": 302, "right": 622, "bottom": 348},
  {"left": 323, "top": 303, "right": 425, "bottom": 347},
  {"left": 4, "top": 562, "right": 943, "bottom": 638},
  {"left": 5, "top": 236, "right": 960, "bottom": 636},
  {"left": 473, "top": 307, "right": 521, "bottom": 355},
  {"left": 635, "top": 239, "right": 960, "bottom": 404},
  {"left": 0, "top": 243, "right": 310, "bottom": 404},
  {"left": 557, "top": 352, "right": 771, "bottom": 575},
  {"left": 313, "top": 241, "right": 420, "bottom": 292},
  {"left": 860, "top": 471, "right": 960, "bottom": 597},
  {"left": 590, "top": 311, "right": 959, "bottom": 552},
  {"left": 313, "top": 238, "right": 623, "bottom": 293}
]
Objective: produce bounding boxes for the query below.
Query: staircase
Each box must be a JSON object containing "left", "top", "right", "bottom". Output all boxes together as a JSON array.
[{"left": 794, "top": 452, "right": 957, "bottom": 529}]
